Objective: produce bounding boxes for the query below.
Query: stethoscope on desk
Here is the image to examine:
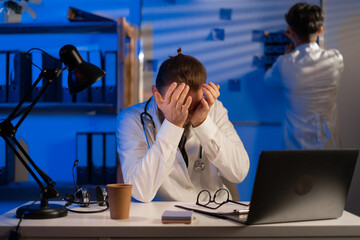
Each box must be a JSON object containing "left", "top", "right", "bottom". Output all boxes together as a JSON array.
[{"left": 140, "top": 97, "right": 205, "bottom": 172}]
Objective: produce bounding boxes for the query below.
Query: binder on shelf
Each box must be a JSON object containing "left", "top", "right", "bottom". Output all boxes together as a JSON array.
[
  {"left": 7, "top": 51, "right": 32, "bottom": 103},
  {"left": 105, "top": 133, "right": 116, "bottom": 184},
  {"left": 0, "top": 139, "right": 6, "bottom": 185},
  {"left": 104, "top": 51, "right": 117, "bottom": 104},
  {"left": 76, "top": 133, "right": 89, "bottom": 185},
  {"left": 75, "top": 50, "right": 90, "bottom": 103},
  {"left": 76, "top": 132, "right": 117, "bottom": 185},
  {"left": 5, "top": 140, "right": 15, "bottom": 184},
  {"left": 6, "top": 52, "right": 16, "bottom": 102},
  {"left": 91, "top": 133, "right": 105, "bottom": 184},
  {"left": 41, "top": 53, "right": 62, "bottom": 102},
  {"left": 31, "top": 51, "right": 43, "bottom": 102},
  {"left": 0, "top": 52, "right": 6, "bottom": 102},
  {"left": 89, "top": 50, "right": 104, "bottom": 103}
]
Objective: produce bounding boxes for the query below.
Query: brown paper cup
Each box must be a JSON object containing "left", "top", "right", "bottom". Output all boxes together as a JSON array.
[{"left": 107, "top": 184, "right": 132, "bottom": 219}]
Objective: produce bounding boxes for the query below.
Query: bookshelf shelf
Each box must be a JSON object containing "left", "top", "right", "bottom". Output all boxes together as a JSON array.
[
  {"left": 0, "top": 102, "right": 116, "bottom": 114},
  {"left": 0, "top": 21, "right": 117, "bottom": 34}
]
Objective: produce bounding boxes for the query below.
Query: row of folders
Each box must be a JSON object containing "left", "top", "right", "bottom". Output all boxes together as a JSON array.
[
  {"left": 0, "top": 50, "right": 117, "bottom": 104},
  {"left": 76, "top": 132, "right": 117, "bottom": 185}
]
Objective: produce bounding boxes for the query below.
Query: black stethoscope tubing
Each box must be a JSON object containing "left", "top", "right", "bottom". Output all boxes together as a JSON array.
[{"left": 140, "top": 97, "right": 156, "bottom": 149}]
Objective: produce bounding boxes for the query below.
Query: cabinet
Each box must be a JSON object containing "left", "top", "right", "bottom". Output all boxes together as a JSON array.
[{"left": 0, "top": 17, "right": 139, "bottom": 114}]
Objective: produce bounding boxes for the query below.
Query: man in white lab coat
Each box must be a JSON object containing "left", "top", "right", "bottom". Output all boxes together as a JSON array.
[
  {"left": 264, "top": 3, "right": 344, "bottom": 149},
  {"left": 116, "top": 49, "right": 249, "bottom": 202}
]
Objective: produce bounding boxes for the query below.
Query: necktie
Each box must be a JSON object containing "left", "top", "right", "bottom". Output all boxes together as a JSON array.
[{"left": 178, "top": 134, "right": 188, "bottom": 167}]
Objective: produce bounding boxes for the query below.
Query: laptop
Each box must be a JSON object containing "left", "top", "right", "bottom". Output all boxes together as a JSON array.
[{"left": 231, "top": 149, "right": 359, "bottom": 225}]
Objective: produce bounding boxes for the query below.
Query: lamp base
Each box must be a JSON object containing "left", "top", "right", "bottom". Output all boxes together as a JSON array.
[{"left": 16, "top": 203, "right": 68, "bottom": 219}]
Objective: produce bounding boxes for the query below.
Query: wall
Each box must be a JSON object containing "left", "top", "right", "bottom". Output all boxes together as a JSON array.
[{"left": 141, "top": 0, "right": 319, "bottom": 200}]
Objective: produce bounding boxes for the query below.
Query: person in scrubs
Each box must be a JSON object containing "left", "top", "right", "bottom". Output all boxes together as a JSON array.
[
  {"left": 116, "top": 49, "right": 249, "bottom": 202},
  {"left": 264, "top": 2, "right": 344, "bottom": 149}
]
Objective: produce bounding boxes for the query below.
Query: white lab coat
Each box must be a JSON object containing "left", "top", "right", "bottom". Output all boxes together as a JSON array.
[
  {"left": 264, "top": 42, "right": 344, "bottom": 149},
  {"left": 116, "top": 97, "right": 249, "bottom": 202}
]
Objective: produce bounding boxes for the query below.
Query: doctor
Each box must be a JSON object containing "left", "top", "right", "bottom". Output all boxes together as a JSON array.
[
  {"left": 116, "top": 49, "right": 249, "bottom": 202},
  {"left": 264, "top": 2, "right": 344, "bottom": 149}
]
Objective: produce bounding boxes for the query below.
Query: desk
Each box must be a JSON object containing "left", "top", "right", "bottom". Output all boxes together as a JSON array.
[{"left": 1, "top": 201, "right": 360, "bottom": 239}]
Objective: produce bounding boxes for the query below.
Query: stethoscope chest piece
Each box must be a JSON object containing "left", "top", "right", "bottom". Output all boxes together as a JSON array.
[{"left": 194, "top": 160, "right": 205, "bottom": 172}]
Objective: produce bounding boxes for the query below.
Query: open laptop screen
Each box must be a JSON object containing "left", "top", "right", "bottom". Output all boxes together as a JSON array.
[{"left": 246, "top": 149, "right": 358, "bottom": 225}]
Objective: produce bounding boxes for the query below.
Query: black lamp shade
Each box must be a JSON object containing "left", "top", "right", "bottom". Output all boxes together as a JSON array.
[{"left": 59, "top": 44, "right": 105, "bottom": 95}]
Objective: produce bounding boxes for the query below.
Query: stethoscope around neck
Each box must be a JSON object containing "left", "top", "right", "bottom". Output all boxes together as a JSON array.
[
  {"left": 140, "top": 97, "right": 156, "bottom": 149},
  {"left": 140, "top": 97, "right": 205, "bottom": 172}
]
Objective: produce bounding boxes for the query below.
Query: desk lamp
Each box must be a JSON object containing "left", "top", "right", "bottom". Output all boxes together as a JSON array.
[{"left": 0, "top": 44, "right": 105, "bottom": 219}]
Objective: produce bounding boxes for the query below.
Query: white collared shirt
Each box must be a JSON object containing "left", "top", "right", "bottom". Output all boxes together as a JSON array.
[
  {"left": 116, "top": 98, "right": 249, "bottom": 202},
  {"left": 264, "top": 42, "right": 344, "bottom": 149}
]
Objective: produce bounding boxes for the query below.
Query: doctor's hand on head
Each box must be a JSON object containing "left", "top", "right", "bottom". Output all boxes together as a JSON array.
[
  {"left": 152, "top": 81, "right": 220, "bottom": 128},
  {"left": 189, "top": 82, "right": 220, "bottom": 127},
  {"left": 152, "top": 82, "right": 192, "bottom": 128}
]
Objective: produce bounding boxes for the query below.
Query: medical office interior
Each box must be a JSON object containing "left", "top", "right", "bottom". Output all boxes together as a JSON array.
[{"left": 0, "top": 0, "right": 359, "bottom": 217}]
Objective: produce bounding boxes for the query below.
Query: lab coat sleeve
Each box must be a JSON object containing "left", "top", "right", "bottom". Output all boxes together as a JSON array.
[
  {"left": 116, "top": 109, "right": 184, "bottom": 202},
  {"left": 192, "top": 100, "right": 250, "bottom": 183},
  {"left": 264, "top": 55, "right": 284, "bottom": 87}
]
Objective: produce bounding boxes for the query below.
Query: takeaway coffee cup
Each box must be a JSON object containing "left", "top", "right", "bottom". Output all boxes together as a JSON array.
[{"left": 107, "top": 184, "right": 133, "bottom": 219}]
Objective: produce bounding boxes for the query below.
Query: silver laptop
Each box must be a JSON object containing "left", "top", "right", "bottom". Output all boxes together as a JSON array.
[{"left": 232, "top": 149, "right": 359, "bottom": 224}]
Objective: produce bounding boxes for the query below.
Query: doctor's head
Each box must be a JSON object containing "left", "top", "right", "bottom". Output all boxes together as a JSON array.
[
  {"left": 154, "top": 48, "right": 207, "bottom": 113},
  {"left": 285, "top": 3, "right": 324, "bottom": 44}
]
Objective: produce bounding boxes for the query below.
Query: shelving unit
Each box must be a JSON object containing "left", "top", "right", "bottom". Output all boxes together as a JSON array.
[
  {"left": 0, "top": 18, "right": 140, "bottom": 186},
  {"left": 0, "top": 18, "right": 139, "bottom": 114}
]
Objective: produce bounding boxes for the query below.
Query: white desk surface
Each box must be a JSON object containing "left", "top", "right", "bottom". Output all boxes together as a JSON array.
[{"left": 1, "top": 201, "right": 360, "bottom": 239}]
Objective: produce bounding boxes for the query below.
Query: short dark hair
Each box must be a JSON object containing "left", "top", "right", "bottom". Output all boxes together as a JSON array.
[
  {"left": 155, "top": 48, "right": 207, "bottom": 94},
  {"left": 285, "top": 2, "right": 324, "bottom": 41}
]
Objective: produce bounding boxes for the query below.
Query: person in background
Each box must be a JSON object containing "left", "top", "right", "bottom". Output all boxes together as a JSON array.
[
  {"left": 264, "top": 2, "right": 344, "bottom": 149},
  {"left": 116, "top": 49, "right": 249, "bottom": 202}
]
